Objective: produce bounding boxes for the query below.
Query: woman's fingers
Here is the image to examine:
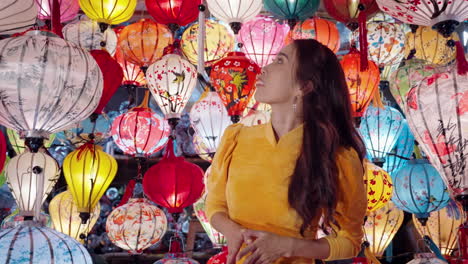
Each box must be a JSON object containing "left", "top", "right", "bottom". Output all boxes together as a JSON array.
[
  {"left": 236, "top": 241, "right": 257, "bottom": 262},
  {"left": 227, "top": 239, "right": 243, "bottom": 264},
  {"left": 243, "top": 249, "right": 261, "bottom": 264}
]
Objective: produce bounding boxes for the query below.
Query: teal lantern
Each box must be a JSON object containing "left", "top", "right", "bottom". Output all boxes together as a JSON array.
[
  {"left": 383, "top": 119, "right": 415, "bottom": 177},
  {"left": 263, "top": 0, "right": 320, "bottom": 27},
  {"left": 392, "top": 159, "right": 450, "bottom": 225}
]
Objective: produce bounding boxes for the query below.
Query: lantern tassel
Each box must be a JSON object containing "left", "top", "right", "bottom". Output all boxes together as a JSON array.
[
  {"left": 118, "top": 179, "right": 136, "bottom": 207},
  {"left": 371, "top": 87, "right": 384, "bottom": 109},
  {"left": 358, "top": 9, "right": 368, "bottom": 72},
  {"left": 76, "top": 142, "right": 97, "bottom": 160},
  {"left": 455, "top": 41, "right": 468, "bottom": 75},
  {"left": 136, "top": 90, "right": 151, "bottom": 109},
  {"left": 51, "top": 0, "right": 63, "bottom": 38},
  {"left": 164, "top": 137, "right": 177, "bottom": 159}
]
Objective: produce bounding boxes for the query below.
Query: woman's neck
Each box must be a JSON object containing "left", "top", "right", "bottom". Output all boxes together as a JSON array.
[{"left": 270, "top": 105, "right": 303, "bottom": 141}]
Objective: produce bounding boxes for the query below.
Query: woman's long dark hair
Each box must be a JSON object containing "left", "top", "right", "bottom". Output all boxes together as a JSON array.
[{"left": 289, "top": 39, "right": 366, "bottom": 236}]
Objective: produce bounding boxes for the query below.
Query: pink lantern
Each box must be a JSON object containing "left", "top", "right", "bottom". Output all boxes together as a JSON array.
[
  {"left": 36, "top": 0, "right": 80, "bottom": 22},
  {"left": 238, "top": 16, "right": 289, "bottom": 67}
]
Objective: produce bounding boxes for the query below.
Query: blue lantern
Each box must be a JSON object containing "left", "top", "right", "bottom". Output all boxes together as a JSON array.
[
  {"left": 263, "top": 0, "right": 320, "bottom": 24},
  {"left": 392, "top": 159, "right": 450, "bottom": 225},
  {"left": 359, "top": 105, "right": 404, "bottom": 167},
  {"left": 383, "top": 119, "right": 415, "bottom": 177}
]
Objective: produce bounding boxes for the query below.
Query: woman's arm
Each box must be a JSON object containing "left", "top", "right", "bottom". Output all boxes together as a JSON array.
[{"left": 210, "top": 212, "right": 245, "bottom": 264}]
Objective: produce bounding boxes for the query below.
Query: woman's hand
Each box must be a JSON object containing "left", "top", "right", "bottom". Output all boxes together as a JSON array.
[
  {"left": 225, "top": 225, "right": 245, "bottom": 264},
  {"left": 236, "top": 230, "right": 294, "bottom": 264}
]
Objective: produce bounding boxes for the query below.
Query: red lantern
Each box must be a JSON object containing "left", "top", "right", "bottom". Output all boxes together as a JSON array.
[
  {"left": 90, "top": 50, "right": 124, "bottom": 114},
  {"left": 207, "top": 247, "right": 228, "bottom": 264},
  {"left": 143, "top": 137, "right": 204, "bottom": 214},
  {"left": 324, "top": 0, "right": 379, "bottom": 30},
  {"left": 210, "top": 51, "right": 261, "bottom": 123},
  {"left": 145, "top": 0, "right": 201, "bottom": 31},
  {"left": 0, "top": 130, "right": 6, "bottom": 174}
]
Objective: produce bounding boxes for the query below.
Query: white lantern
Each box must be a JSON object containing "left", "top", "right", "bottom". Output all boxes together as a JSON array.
[
  {"left": 206, "top": 0, "right": 263, "bottom": 34},
  {"left": 0, "top": 0, "right": 38, "bottom": 34}
]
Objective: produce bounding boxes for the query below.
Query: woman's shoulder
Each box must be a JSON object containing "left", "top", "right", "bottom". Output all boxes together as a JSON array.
[
  {"left": 335, "top": 146, "right": 364, "bottom": 172},
  {"left": 223, "top": 123, "right": 269, "bottom": 139}
]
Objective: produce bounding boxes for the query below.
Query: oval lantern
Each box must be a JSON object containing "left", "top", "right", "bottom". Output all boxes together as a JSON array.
[
  {"left": 238, "top": 16, "right": 289, "bottom": 68},
  {"left": 364, "top": 161, "right": 393, "bottom": 213},
  {"left": 36, "top": 0, "right": 80, "bottom": 23},
  {"left": 0, "top": 130, "right": 6, "bottom": 175},
  {"left": 145, "top": 0, "right": 201, "bottom": 30},
  {"left": 210, "top": 51, "right": 261, "bottom": 123},
  {"left": 114, "top": 26, "right": 146, "bottom": 87},
  {"left": 324, "top": 0, "right": 380, "bottom": 30},
  {"left": 0, "top": 0, "right": 38, "bottom": 34},
  {"left": 7, "top": 129, "right": 56, "bottom": 154},
  {"left": 286, "top": 17, "right": 340, "bottom": 53},
  {"left": 263, "top": 0, "right": 319, "bottom": 25},
  {"left": 383, "top": 119, "right": 415, "bottom": 177},
  {"left": 206, "top": 0, "right": 262, "bottom": 34},
  {"left": 193, "top": 193, "right": 227, "bottom": 247},
  {"left": 79, "top": 0, "right": 137, "bottom": 25},
  {"left": 106, "top": 198, "right": 167, "bottom": 254}
]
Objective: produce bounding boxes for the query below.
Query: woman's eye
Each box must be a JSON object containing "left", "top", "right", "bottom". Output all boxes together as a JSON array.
[{"left": 277, "top": 58, "right": 283, "bottom": 64}]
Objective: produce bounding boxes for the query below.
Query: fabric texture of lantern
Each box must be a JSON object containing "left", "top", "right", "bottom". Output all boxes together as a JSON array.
[
  {"left": 364, "top": 161, "right": 393, "bottom": 213},
  {"left": 0, "top": 31, "right": 103, "bottom": 140},
  {"left": 207, "top": 0, "right": 262, "bottom": 33},
  {"left": 145, "top": 0, "right": 201, "bottom": 28},
  {"left": 154, "top": 253, "right": 200, "bottom": 264},
  {"left": 0, "top": 223, "right": 92, "bottom": 263},
  {"left": 146, "top": 54, "right": 197, "bottom": 120},
  {"left": 263, "top": 0, "right": 319, "bottom": 22},
  {"left": 0, "top": 0, "right": 38, "bottom": 34},
  {"left": 143, "top": 138, "right": 205, "bottom": 214},
  {"left": 7, "top": 129, "right": 56, "bottom": 154},
  {"left": 192, "top": 133, "right": 213, "bottom": 162},
  {"left": 383, "top": 119, "right": 415, "bottom": 177},
  {"left": 193, "top": 193, "right": 226, "bottom": 247},
  {"left": 62, "top": 18, "right": 118, "bottom": 56},
  {"left": 6, "top": 149, "right": 60, "bottom": 218},
  {"left": 181, "top": 19, "right": 235, "bottom": 67},
  {"left": 392, "top": 159, "right": 450, "bottom": 222},
  {"left": 49, "top": 190, "right": 101, "bottom": 243},
  {"left": 210, "top": 51, "right": 261, "bottom": 123},
  {"left": 0, "top": 157, "right": 7, "bottom": 186},
  {"left": 106, "top": 198, "right": 167, "bottom": 254},
  {"left": 286, "top": 17, "right": 340, "bottom": 53},
  {"left": 63, "top": 143, "right": 117, "bottom": 220},
  {"left": 238, "top": 16, "right": 289, "bottom": 68},
  {"left": 364, "top": 201, "right": 404, "bottom": 256},
  {"left": 380, "top": 62, "right": 401, "bottom": 82},
  {"left": 324, "top": 0, "right": 380, "bottom": 29},
  {"left": 190, "top": 91, "right": 231, "bottom": 160},
  {"left": 207, "top": 248, "right": 228, "bottom": 264},
  {"left": 36, "top": 0, "right": 80, "bottom": 22},
  {"left": 359, "top": 105, "right": 404, "bottom": 166},
  {"left": 79, "top": 0, "right": 137, "bottom": 25},
  {"left": 114, "top": 26, "right": 146, "bottom": 87},
  {"left": 406, "top": 253, "right": 446, "bottom": 264},
  {"left": 340, "top": 49, "right": 381, "bottom": 118},
  {"left": 0, "top": 130, "right": 6, "bottom": 175}
]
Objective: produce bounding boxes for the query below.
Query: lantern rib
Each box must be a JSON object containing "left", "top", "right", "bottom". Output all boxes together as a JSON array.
[
  {"left": 82, "top": 0, "right": 99, "bottom": 22},
  {"left": 140, "top": 111, "right": 152, "bottom": 156},
  {"left": 4, "top": 225, "right": 22, "bottom": 263},
  {"left": 453, "top": 72, "right": 466, "bottom": 189},
  {"left": 133, "top": 110, "right": 141, "bottom": 156},
  {"left": 240, "top": 1, "right": 259, "bottom": 23},
  {"left": 120, "top": 206, "right": 134, "bottom": 251},
  {"left": 88, "top": 149, "right": 108, "bottom": 209},
  {"left": 12, "top": 154, "right": 25, "bottom": 212},
  {"left": 45, "top": 227, "right": 76, "bottom": 263},
  {"left": 35, "top": 226, "right": 56, "bottom": 262},
  {"left": 66, "top": 152, "right": 80, "bottom": 214},
  {"left": 16, "top": 40, "right": 32, "bottom": 132},
  {"left": 134, "top": 203, "right": 143, "bottom": 252},
  {"left": 107, "top": 0, "right": 131, "bottom": 23},
  {"left": 32, "top": 38, "right": 51, "bottom": 130}
]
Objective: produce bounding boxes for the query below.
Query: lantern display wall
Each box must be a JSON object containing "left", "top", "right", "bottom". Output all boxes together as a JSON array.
[
  {"left": 364, "top": 161, "right": 393, "bottom": 213},
  {"left": 79, "top": 0, "right": 137, "bottom": 25},
  {"left": 36, "top": 0, "right": 80, "bottom": 23},
  {"left": 145, "top": 0, "right": 201, "bottom": 27},
  {"left": 287, "top": 17, "right": 340, "bottom": 53},
  {"left": 0, "top": 0, "right": 38, "bottom": 34}
]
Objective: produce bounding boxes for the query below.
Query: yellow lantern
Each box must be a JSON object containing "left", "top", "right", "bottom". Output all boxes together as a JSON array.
[
  {"left": 6, "top": 129, "right": 55, "bottom": 154},
  {"left": 364, "top": 161, "right": 393, "bottom": 213},
  {"left": 79, "top": 0, "right": 137, "bottom": 26},
  {"left": 49, "top": 190, "right": 101, "bottom": 243},
  {"left": 364, "top": 201, "right": 404, "bottom": 257},
  {"left": 63, "top": 143, "right": 117, "bottom": 223}
]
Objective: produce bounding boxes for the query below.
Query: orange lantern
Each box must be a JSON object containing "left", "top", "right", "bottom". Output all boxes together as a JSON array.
[
  {"left": 286, "top": 17, "right": 340, "bottom": 53},
  {"left": 114, "top": 26, "right": 146, "bottom": 87}
]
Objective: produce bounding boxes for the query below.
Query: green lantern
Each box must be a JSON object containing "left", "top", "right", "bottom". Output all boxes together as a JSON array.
[{"left": 263, "top": 0, "right": 320, "bottom": 26}]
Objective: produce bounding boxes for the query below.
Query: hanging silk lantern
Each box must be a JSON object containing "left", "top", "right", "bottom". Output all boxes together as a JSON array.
[
  {"left": 193, "top": 193, "right": 226, "bottom": 247},
  {"left": 238, "top": 16, "right": 289, "bottom": 68},
  {"left": 118, "top": 19, "right": 173, "bottom": 70},
  {"left": 0, "top": 31, "right": 103, "bottom": 147},
  {"left": 206, "top": 0, "right": 262, "bottom": 34},
  {"left": 63, "top": 143, "right": 117, "bottom": 222},
  {"left": 146, "top": 54, "right": 197, "bottom": 120},
  {"left": 0, "top": 224, "right": 92, "bottom": 263},
  {"left": 0, "top": 0, "right": 38, "bottom": 34},
  {"left": 49, "top": 190, "right": 101, "bottom": 243},
  {"left": 263, "top": 0, "right": 319, "bottom": 26},
  {"left": 106, "top": 198, "right": 167, "bottom": 253},
  {"left": 62, "top": 18, "right": 118, "bottom": 56},
  {"left": 181, "top": 19, "right": 235, "bottom": 67},
  {"left": 340, "top": 49, "right": 381, "bottom": 120},
  {"left": 392, "top": 159, "right": 450, "bottom": 224},
  {"left": 364, "top": 161, "right": 393, "bottom": 213},
  {"left": 383, "top": 119, "right": 415, "bottom": 177},
  {"left": 90, "top": 50, "right": 124, "bottom": 114},
  {"left": 407, "top": 253, "right": 446, "bottom": 264},
  {"left": 114, "top": 26, "right": 146, "bottom": 87},
  {"left": 380, "top": 62, "right": 401, "bottom": 82},
  {"left": 190, "top": 91, "right": 231, "bottom": 160},
  {"left": 143, "top": 138, "right": 205, "bottom": 214},
  {"left": 364, "top": 201, "right": 404, "bottom": 256},
  {"left": 208, "top": 248, "right": 228, "bottom": 264},
  {"left": 324, "top": 0, "right": 380, "bottom": 30},
  {"left": 145, "top": 0, "right": 201, "bottom": 31},
  {"left": 210, "top": 52, "right": 261, "bottom": 123},
  {"left": 36, "top": 0, "right": 80, "bottom": 23},
  {"left": 7, "top": 129, "right": 56, "bottom": 154},
  {"left": 6, "top": 149, "right": 60, "bottom": 218},
  {"left": 0, "top": 130, "right": 6, "bottom": 175},
  {"left": 286, "top": 17, "right": 340, "bottom": 53},
  {"left": 413, "top": 203, "right": 464, "bottom": 256},
  {"left": 359, "top": 105, "right": 404, "bottom": 166},
  {"left": 79, "top": 0, "right": 137, "bottom": 25},
  {"left": 154, "top": 253, "right": 200, "bottom": 264}
]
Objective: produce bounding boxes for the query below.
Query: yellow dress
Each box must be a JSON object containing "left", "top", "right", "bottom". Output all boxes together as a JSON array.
[{"left": 205, "top": 122, "right": 367, "bottom": 263}]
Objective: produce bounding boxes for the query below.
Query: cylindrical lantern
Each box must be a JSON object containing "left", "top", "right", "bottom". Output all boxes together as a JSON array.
[
  {"left": 238, "top": 16, "right": 289, "bottom": 68},
  {"left": 0, "top": 31, "right": 103, "bottom": 141},
  {"left": 7, "top": 129, "right": 56, "bottom": 154},
  {"left": 263, "top": 0, "right": 319, "bottom": 24},
  {"left": 383, "top": 119, "right": 415, "bottom": 177},
  {"left": 364, "top": 161, "right": 393, "bottom": 213},
  {"left": 79, "top": 0, "right": 137, "bottom": 25},
  {"left": 286, "top": 17, "right": 340, "bottom": 53},
  {"left": 364, "top": 201, "right": 404, "bottom": 257},
  {"left": 0, "top": 224, "right": 92, "bottom": 263},
  {"left": 180, "top": 19, "right": 235, "bottom": 67},
  {"left": 206, "top": 0, "right": 262, "bottom": 34},
  {"left": 49, "top": 190, "right": 101, "bottom": 243},
  {"left": 63, "top": 143, "right": 117, "bottom": 221},
  {"left": 36, "top": 0, "right": 80, "bottom": 23},
  {"left": 193, "top": 193, "right": 226, "bottom": 247},
  {"left": 0, "top": 0, "right": 38, "bottom": 34},
  {"left": 6, "top": 149, "right": 60, "bottom": 218},
  {"left": 106, "top": 198, "right": 167, "bottom": 254},
  {"left": 145, "top": 0, "right": 201, "bottom": 29},
  {"left": 210, "top": 51, "right": 261, "bottom": 123}
]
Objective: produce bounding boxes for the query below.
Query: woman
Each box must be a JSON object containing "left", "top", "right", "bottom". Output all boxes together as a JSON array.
[{"left": 205, "top": 39, "right": 367, "bottom": 264}]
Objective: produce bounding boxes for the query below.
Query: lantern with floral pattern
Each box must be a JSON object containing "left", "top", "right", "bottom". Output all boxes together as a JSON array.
[
  {"left": 364, "top": 161, "right": 393, "bottom": 213},
  {"left": 193, "top": 193, "right": 226, "bottom": 247}
]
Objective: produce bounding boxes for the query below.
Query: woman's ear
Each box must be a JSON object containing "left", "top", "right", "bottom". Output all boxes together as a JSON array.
[{"left": 302, "top": 80, "right": 314, "bottom": 95}]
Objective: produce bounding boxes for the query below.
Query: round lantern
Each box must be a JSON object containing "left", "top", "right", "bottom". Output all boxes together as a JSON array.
[
  {"left": 383, "top": 119, "right": 415, "bottom": 177},
  {"left": 392, "top": 159, "right": 450, "bottom": 223},
  {"left": 238, "top": 16, "right": 289, "bottom": 68},
  {"left": 79, "top": 0, "right": 137, "bottom": 25},
  {"left": 190, "top": 91, "right": 231, "bottom": 160},
  {"left": 118, "top": 19, "right": 173, "bottom": 70},
  {"left": 114, "top": 26, "right": 146, "bottom": 87},
  {"left": 359, "top": 105, "right": 404, "bottom": 166},
  {"left": 62, "top": 18, "right": 118, "bottom": 56},
  {"left": 143, "top": 138, "right": 205, "bottom": 214},
  {"left": 154, "top": 253, "right": 200, "bottom": 264},
  {"left": 340, "top": 49, "right": 381, "bottom": 120},
  {"left": 0, "top": 0, "right": 38, "bottom": 34},
  {"left": 210, "top": 51, "right": 261, "bottom": 123},
  {"left": 106, "top": 198, "right": 167, "bottom": 253},
  {"left": 49, "top": 190, "right": 101, "bottom": 243},
  {"left": 6, "top": 149, "right": 60, "bottom": 218},
  {"left": 286, "top": 17, "right": 340, "bottom": 53},
  {"left": 36, "top": 0, "right": 80, "bottom": 22},
  {"left": 193, "top": 193, "right": 226, "bottom": 247},
  {"left": 146, "top": 54, "right": 198, "bottom": 120},
  {"left": 364, "top": 161, "right": 393, "bottom": 213},
  {"left": 263, "top": 0, "right": 319, "bottom": 26},
  {"left": 7, "top": 129, "right": 56, "bottom": 154},
  {"left": 207, "top": 248, "right": 228, "bottom": 264},
  {"left": 364, "top": 201, "right": 404, "bottom": 256},
  {"left": 145, "top": 0, "right": 201, "bottom": 30},
  {"left": 0, "top": 130, "right": 6, "bottom": 175},
  {"left": 324, "top": 0, "right": 380, "bottom": 30},
  {"left": 0, "top": 223, "right": 92, "bottom": 263},
  {"left": 63, "top": 143, "right": 117, "bottom": 222},
  {"left": 180, "top": 19, "right": 235, "bottom": 67},
  {"left": 0, "top": 31, "right": 103, "bottom": 145},
  {"left": 206, "top": 0, "right": 262, "bottom": 34}
]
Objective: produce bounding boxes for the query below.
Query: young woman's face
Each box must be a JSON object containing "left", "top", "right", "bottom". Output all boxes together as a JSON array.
[{"left": 254, "top": 44, "right": 301, "bottom": 105}]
